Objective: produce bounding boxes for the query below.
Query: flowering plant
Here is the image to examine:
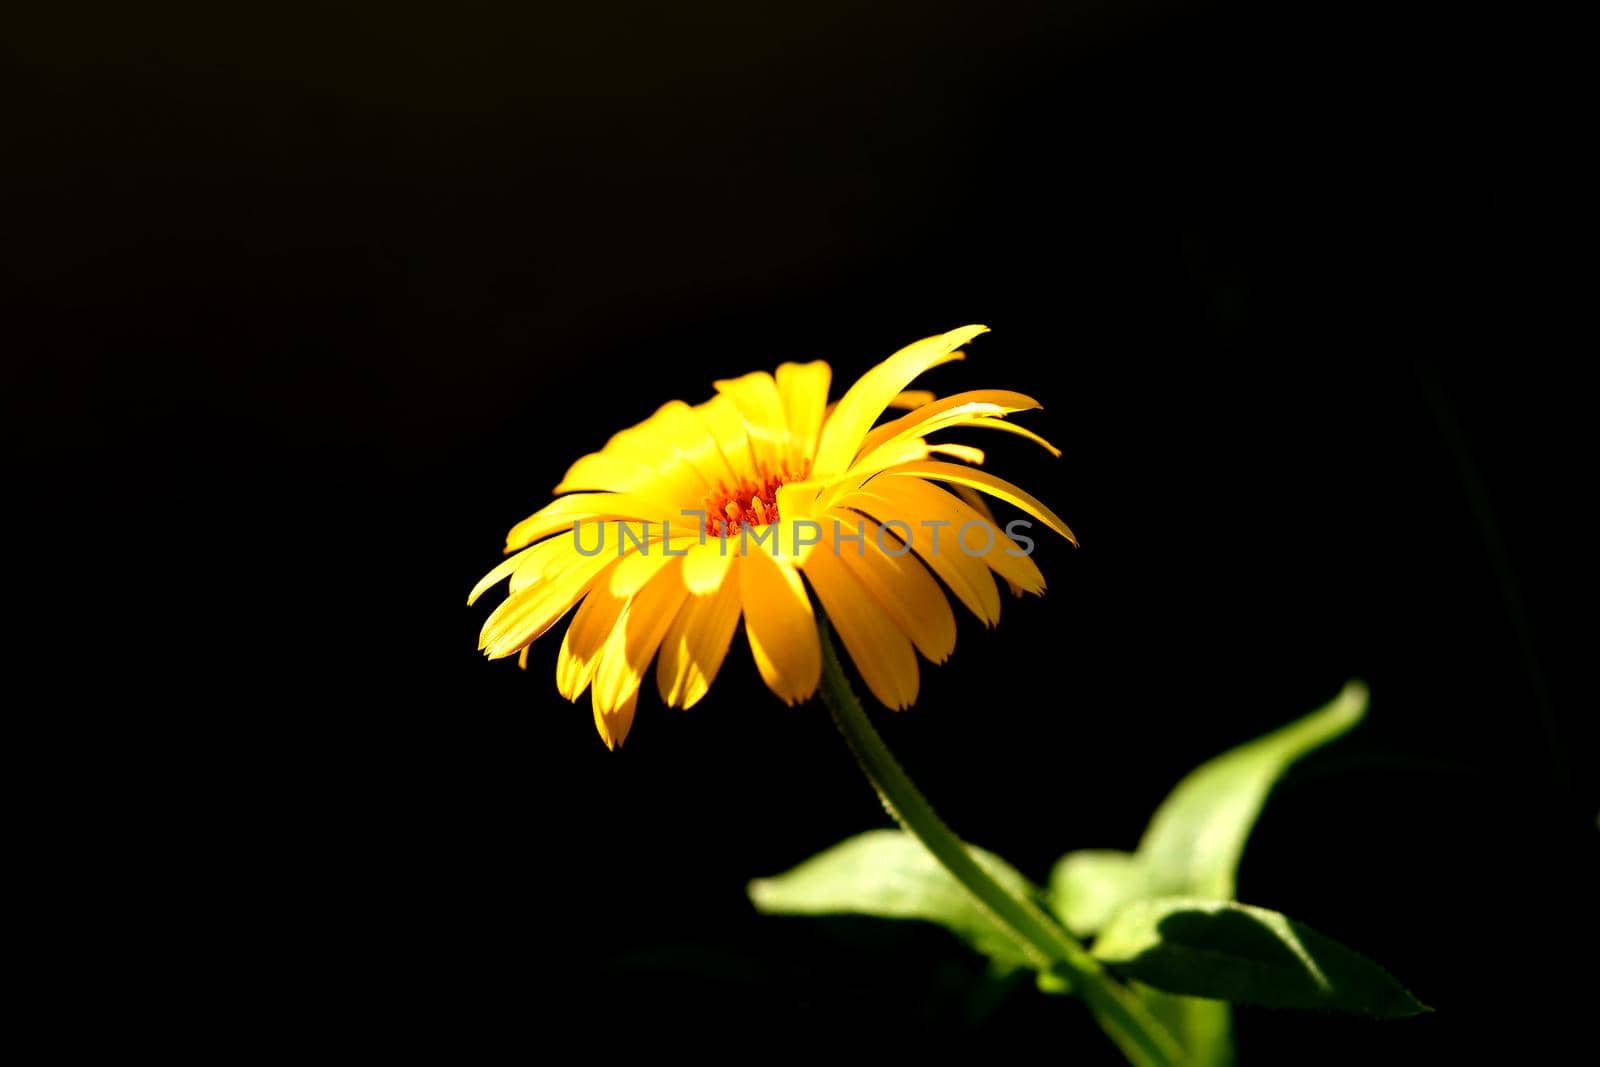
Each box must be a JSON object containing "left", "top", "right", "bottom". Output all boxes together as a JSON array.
[{"left": 471, "top": 326, "right": 1424, "bottom": 1063}]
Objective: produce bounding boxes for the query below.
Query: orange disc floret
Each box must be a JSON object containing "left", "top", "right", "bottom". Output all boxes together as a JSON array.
[{"left": 702, "top": 461, "right": 806, "bottom": 537}]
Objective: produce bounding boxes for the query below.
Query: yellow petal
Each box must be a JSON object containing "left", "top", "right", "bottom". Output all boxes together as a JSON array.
[
  {"left": 949, "top": 487, "right": 1019, "bottom": 596},
  {"left": 853, "top": 476, "right": 1044, "bottom": 595},
  {"left": 509, "top": 532, "right": 592, "bottom": 595},
  {"left": 593, "top": 558, "right": 690, "bottom": 722},
  {"left": 556, "top": 570, "right": 628, "bottom": 700},
  {"left": 595, "top": 399, "right": 714, "bottom": 465},
  {"left": 592, "top": 684, "right": 638, "bottom": 750},
  {"left": 609, "top": 538, "right": 693, "bottom": 597},
  {"left": 739, "top": 549, "right": 820, "bottom": 705},
  {"left": 879, "top": 460, "right": 1077, "bottom": 544},
  {"left": 774, "top": 479, "right": 825, "bottom": 517},
  {"left": 811, "top": 325, "right": 987, "bottom": 479},
  {"left": 553, "top": 400, "right": 721, "bottom": 499},
  {"left": 831, "top": 488, "right": 1002, "bottom": 626},
  {"left": 692, "top": 392, "right": 761, "bottom": 483},
  {"left": 682, "top": 537, "right": 734, "bottom": 595},
  {"left": 834, "top": 519, "right": 957, "bottom": 663},
  {"left": 478, "top": 550, "right": 615, "bottom": 659},
  {"left": 772, "top": 479, "right": 830, "bottom": 564},
  {"left": 825, "top": 437, "right": 931, "bottom": 490},
  {"left": 553, "top": 451, "right": 706, "bottom": 505},
  {"left": 648, "top": 400, "right": 741, "bottom": 488},
  {"left": 855, "top": 388, "right": 1041, "bottom": 461},
  {"left": 656, "top": 572, "right": 743, "bottom": 708},
  {"left": 468, "top": 546, "right": 533, "bottom": 607},
  {"left": 775, "top": 360, "right": 832, "bottom": 465},
  {"left": 803, "top": 532, "right": 920, "bottom": 709},
  {"left": 927, "top": 442, "right": 984, "bottom": 465},
  {"left": 966, "top": 416, "right": 1062, "bottom": 457},
  {"left": 714, "top": 370, "right": 788, "bottom": 470},
  {"left": 886, "top": 389, "right": 936, "bottom": 410},
  {"left": 503, "top": 492, "right": 661, "bottom": 553}
]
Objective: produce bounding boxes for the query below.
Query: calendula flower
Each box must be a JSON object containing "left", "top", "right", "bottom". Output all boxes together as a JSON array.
[{"left": 470, "top": 324, "right": 1074, "bottom": 747}]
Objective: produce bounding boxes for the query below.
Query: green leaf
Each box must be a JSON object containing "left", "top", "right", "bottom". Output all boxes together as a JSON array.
[
  {"left": 1138, "top": 680, "right": 1368, "bottom": 900},
  {"left": 1048, "top": 849, "right": 1146, "bottom": 939},
  {"left": 1047, "top": 857, "right": 1232, "bottom": 1062},
  {"left": 1042, "top": 683, "right": 1374, "bottom": 1062},
  {"left": 1092, "top": 897, "right": 1430, "bottom": 1018},
  {"left": 747, "top": 829, "right": 1041, "bottom": 969}
]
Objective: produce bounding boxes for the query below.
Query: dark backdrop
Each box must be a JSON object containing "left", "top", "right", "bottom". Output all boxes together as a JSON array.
[{"left": 6, "top": 2, "right": 1591, "bottom": 1060}]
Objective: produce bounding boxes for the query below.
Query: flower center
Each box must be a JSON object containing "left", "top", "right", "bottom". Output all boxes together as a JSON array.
[{"left": 702, "top": 463, "right": 806, "bottom": 538}]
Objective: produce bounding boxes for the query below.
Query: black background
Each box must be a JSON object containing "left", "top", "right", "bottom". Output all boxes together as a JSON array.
[{"left": 7, "top": 2, "right": 1592, "bottom": 1060}]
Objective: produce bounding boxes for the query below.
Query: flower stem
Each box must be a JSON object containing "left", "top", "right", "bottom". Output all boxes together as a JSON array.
[{"left": 815, "top": 617, "right": 1185, "bottom": 1067}]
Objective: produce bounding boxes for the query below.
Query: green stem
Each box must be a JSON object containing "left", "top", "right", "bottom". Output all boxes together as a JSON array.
[{"left": 815, "top": 617, "right": 1185, "bottom": 1067}]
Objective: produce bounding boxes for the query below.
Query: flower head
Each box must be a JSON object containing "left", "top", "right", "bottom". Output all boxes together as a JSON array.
[{"left": 470, "top": 325, "right": 1075, "bottom": 747}]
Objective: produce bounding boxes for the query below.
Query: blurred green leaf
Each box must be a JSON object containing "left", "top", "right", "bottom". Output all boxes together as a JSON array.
[
  {"left": 1048, "top": 855, "right": 1230, "bottom": 1060},
  {"left": 1048, "top": 849, "right": 1145, "bottom": 939},
  {"left": 1138, "top": 680, "right": 1368, "bottom": 900},
  {"left": 1092, "top": 897, "right": 1429, "bottom": 1018},
  {"left": 1047, "top": 681, "right": 1369, "bottom": 940},
  {"left": 1044, "top": 682, "right": 1371, "bottom": 1063},
  {"left": 747, "top": 829, "right": 1041, "bottom": 969}
]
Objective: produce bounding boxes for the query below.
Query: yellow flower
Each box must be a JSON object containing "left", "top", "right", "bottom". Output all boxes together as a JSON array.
[{"left": 470, "top": 325, "right": 1075, "bottom": 747}]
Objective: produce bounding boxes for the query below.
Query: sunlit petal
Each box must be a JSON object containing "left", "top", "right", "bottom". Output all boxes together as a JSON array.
[
  {"left": 740, "top": 546, "right": 821, "bottom": 705},
  {"left": 657, "top": 572, "right": 743, "bottom": 708},
  {"left": 811, "top": 325, "right": 987, "bottom": 478}
]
